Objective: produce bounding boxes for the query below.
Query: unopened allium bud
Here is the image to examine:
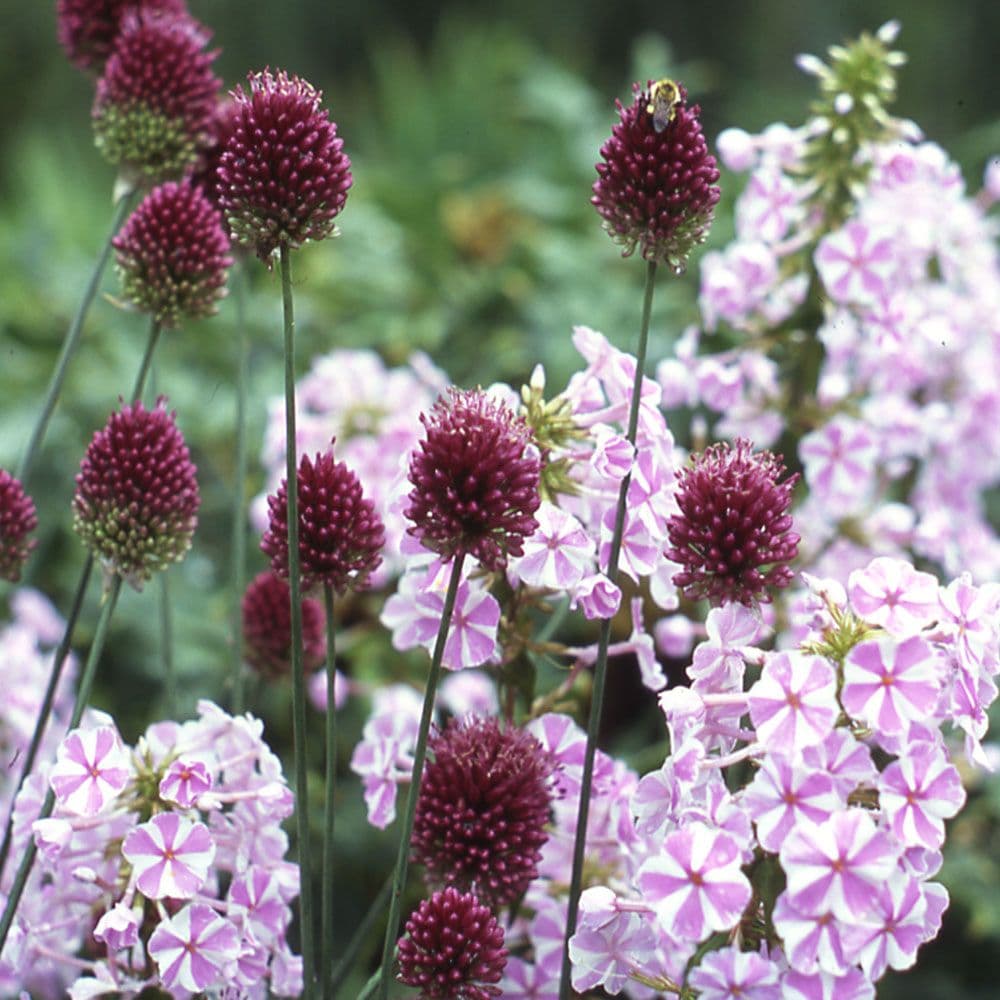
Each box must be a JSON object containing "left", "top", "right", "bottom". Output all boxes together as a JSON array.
[
  {"left": 406, "top": 389, "right": 541, "bottom": 571},
  {"left": 241, "top": 571, "right": 325, "bottom": 679},
  {"left": 0, "top": 469, "right": 38, "bottom": 583},
  {"left": 261, "top": 449, "right": 385, "bottom": 595},
  {"left": 72, "top": 399, "right": 199, "bottom": 589},
  {"left": 666, "top": 439, "right": 799, "bottom": 606},
  {"left": 112, "top": 180, "right": 232, "bottom": 326},
  {"left": 217, "top": 69, "right": 353, "bottom": 261},
  {"left": 92, "top": 11, "right": 221, "bottom": 183},
  {"left": 396, "top": 887, "right": 507, "bottom": 1000},
  {"left": 592, "top": 79, "right": 721, "bottom": 270},
  {"left": 412, "top": 717, "right": 554, "bottom": 907},
  {"left": 57, "top": 0, "right": 190, "bottom": 73}
]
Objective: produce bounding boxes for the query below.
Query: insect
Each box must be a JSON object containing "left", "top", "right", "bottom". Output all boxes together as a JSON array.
[{"left": 646, "top": 78, "right": 681, "bottom": 132}]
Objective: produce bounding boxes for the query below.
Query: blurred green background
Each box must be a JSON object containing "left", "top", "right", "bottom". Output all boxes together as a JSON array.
[{"left": 2, "top": 1, "right": 1000, "bottom": 996}]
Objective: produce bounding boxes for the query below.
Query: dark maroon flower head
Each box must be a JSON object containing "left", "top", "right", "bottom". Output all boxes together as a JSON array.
[
  {"left": 406, "top": 389, "right": 541, "bottom": 571},
  {"left": 57, "top": 0, "right": 189, "bottom": 73},
  {"left": 216, "top": 69, "right": 353, "bottom": 261},
  {"left": 92, "top": 11, "right": 221, "bottom": 183},
  {"left": 396, "top": 887, "right": 507, "bottom": 1000},
  {"left": 666, "top": 439, "right": 800, "bottom": 607},
  {"left": 261, "top": 448, "right": 385, "bottom": 595},
  {"left": 241, "top": 571, "right": 325, "bottom": 679},
  {"left": 0, "top": 469, "right": 38, "bottom": 583},
  {"left": 186, "top": 96, "right": 240, "bottom": 218},
  {"left": 112, "top": 180, "right": 232, "bottom": 326},
  {"left": 72, "top": 398, "right": 199, "bottom": 589},
  {"left": 592, "top": 78, "right": 721, "bottom": 270},
  {"left": 411, "top": 717, "right": 554, "bottom": 908}
]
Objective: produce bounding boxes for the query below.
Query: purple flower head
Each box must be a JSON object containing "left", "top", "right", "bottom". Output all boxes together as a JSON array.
[
  {"left": 72, "top": 398, "right": 199, "bottom": 589},
  {"left": 0, "top": 468, "right": 38, "bottom": 582},
  {"left": 217, "top": 69, "right": 352, "bottom": 260},
  {"left": 92, "top": 11, "right": 221, "bottom": 183},
  {"left": 405, "top": 389, "right": 541, "bottom": 571},
  {"left": 112, "top": 180, "right": 232, "bottom": 327},
  {"left": 56, "top": 0, "right": 189, "bottom": 72},
  {"left": 396, "top": 887, "right": 507, "bottom": 999},
  {"left": 261, "top": 448, "right": 385, "bottom": 595},
  {"left": 411, "top": 716, "right": 554, "bottom": 907},
  {"left": 148, "top": 902, "right": 240, "bottom": 992},
  {"left": 241, "top": 570, "right": 326, "bottom": 678},
  {"left": 592, "top": 79, "right": 721, "bottom": 269},
  {"left": 666, "top": 439, "right": 800, "bottom": 606}
]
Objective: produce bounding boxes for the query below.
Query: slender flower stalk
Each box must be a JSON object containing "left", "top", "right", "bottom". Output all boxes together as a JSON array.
[
  {"left": 376, "top": 550, "right": 466, "bottom": 1000},
  {"left": 321, "top": 583, "right": 337, "bottom": 1000},
  {"left": 279, "top": 242, "right": 316, "bottom": 998},
  {"left": 559, "top": 259, "right": 658, "bottom": 999},
  {"left": 230, "top": 262, "right": 250, "bottom": 713},
  {"left": 16, "top": 189, "right": 135, "bottom": 487},
  {"left": 0, "top": 574, "right": 123, "bottom": 952},
  {"left": 0, "top": 315, "right": 163, "bottom": 883}
]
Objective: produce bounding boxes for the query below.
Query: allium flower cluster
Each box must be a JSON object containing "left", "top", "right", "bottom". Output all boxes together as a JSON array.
[
  {"left": 92, "top": 11, "right": 221, "bottom": 182},
  {"left": 405, "top": 388, "right": 541, "bottom": 572},
  {"left": 112, "top": 180, "right": 232, "bottom": 326},
  {"left": 411, "top": 717, "right": 555, "bottom": 907},
  {"left": 666, "top": 439, "right": 800, "bottom": 606},
  {"left": 593, "top": 79, "right": 721, "bottom": 269},
  {"left": 3, "top": 701, "right": 301, "bottom": 998},
  {"left": 241, "top": 570, "right": 326, "bottom": 678},
  {"left": 56, "top": 0, "right": 188, "bottom": 72},
  {"left": 217, "top": 69, "right": 352, "bottom": 260},
  {"left": 0, "top": 469, "right": 38, "bottom": 583},
  {"left": 261, "top": 448, "right": 385, "bottom": 594},
  {"left": 72, "top": 398, "right": 199, "bottom": 589}
]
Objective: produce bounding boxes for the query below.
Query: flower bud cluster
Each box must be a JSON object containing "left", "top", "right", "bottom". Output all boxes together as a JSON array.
[{"left": 3, "top": 701, "right": 301, "bottom": 998}]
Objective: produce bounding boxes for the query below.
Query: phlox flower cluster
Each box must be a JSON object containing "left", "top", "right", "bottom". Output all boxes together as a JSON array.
[{"left": 0, "top": 700, "right": 301, "bottom": 999}]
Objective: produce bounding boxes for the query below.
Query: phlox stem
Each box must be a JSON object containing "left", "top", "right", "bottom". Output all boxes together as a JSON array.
[
  {"left": 230, "top": 261, "right": 250, "bottom": 714},
  {"left": 321, "top": 583, "right": 337, "bottom": 1000}
]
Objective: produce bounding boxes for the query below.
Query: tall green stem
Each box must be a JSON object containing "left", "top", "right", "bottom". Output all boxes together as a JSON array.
[
  {"left": 230, "top": 262, "right": 250, "bottom": 714},
  {"left": 0, "top": 314, "right": 163, "bottom": 885},
  {"left": 376, "top": 551, "right": 466, "bottom": 1000},
  {"left": 558, "top": 259, "right": 658, "bottom": 999},
  {"left": 0, "top": 575, "right": 123, "bottom": 952},
  {"left": 17, "top": 190, "right": 136, "bottom": 486},
  {"left": 280, "top": 242, "right": 316, "bottom": 998},
  {"left": 321, "top": 583, "right": 337, "bottom": 1000}
]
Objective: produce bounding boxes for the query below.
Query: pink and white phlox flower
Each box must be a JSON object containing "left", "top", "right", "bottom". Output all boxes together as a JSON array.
[
  {"left": 799, "top": 415, "right": 878, "bottom": 514},
  {"left": 800, "top": 729, "right": 877, "bottom": 800},
  {"left": 772, "top": 891, "right": 852, "bottom": 976},
  {"left": 935, "top": 574, "right": 1000, "bottom": 672},
  {"left": 122, "top": 812, "right": 215, "bottom": 899},
  {"left": 626, "top": 598, "right": 666, "bottom": 692},
  {"left": 815, "top": 220, "right": 896, "bottom": 306},
  {"left": 570, "top": 573, "right": 621, "bottom": 620},
  {"left": 568, "top": 905, "right": 656, "bottom": 995},
  {"left": 748, "top": 652, "right": 838, "bottom": 753},
  {"left": 526, "top": 713, "right": 589, "bottom": 799},
  {"left": 159, "top": 757, "right": 213, "bottom": 808},
  {"left": 840, "top": 872, "right": 927, "bottom": 980},
  {"left": 842, "top": 635, "right": 942, "bottom": 738},
  {"left": 848, "top": 557, "right": 940, "bottom": 636},
  {"left": 878, "top": 742, "right": 965, "bottom": 850},
  {"left": 94, "top": 902, "right": 141, "bottom": 951},
  {"left": 439, "top": 670, "right": 499, "bottom": 718},
  {"left": 636, "top": 824, "right": 751, "bottom": 941},
  {"left": 780, "top": 965, "right": 875, "bottom": 1000},
  {"left": 228, "top": 866, "right": 291, "bottom": 947},
  {"left": 589, "top": 424, "right": 634, "bottom": 483},
  {"left": 688, "top": 602, "right": 761, "bottom": 694},
  {"left": 657, "top": 686, "right": 707, "bottom": 749},
  {"left": 600, "top": 507, "right": 660, "bottom": 583},
  {"left": 736, "top": 165, "right": 804, "bottom": 244},
  {"left": 688, "top": 944, "right": 782, "bottom": 999},
  {"left": 49, "top": 725, "right": 130, "bottom": 816},
  {"left": 147, "top": 902, "right": 241, "bottom": 992},
  {"left": 499, "top": 956, "right": 559, "bottom": 999},
  {"left": 741, "top": 754, "right": 839, "bottom": 853},
  {"left": 511, "top": 502, "right": 594, "bottom": 592},
  {"left": 779, "top": 809, "right": 899, "bottom": 921},
  {"left": 699, "top": 242, "right": 779, "bottom": 332}
]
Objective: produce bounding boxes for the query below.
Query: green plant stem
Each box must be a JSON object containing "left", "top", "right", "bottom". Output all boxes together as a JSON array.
[
  {"left": 0, "top": 575, "right": 123, "bottom": 953},
  {"left": 280, "top": 242, "right": 316, "bottom": 999},
  {"left": 376, "top": 551, "right": 467, "bottom": 1000},
  {"left": 0, "top": 555, "right": 93, "bottom": 881},
  {"left": 16, "top": 189, "right": 135, "bottom": 487},
  {"left": 329, "top": 873, "right": 393, "bottom": 998},
  {"left": 230, "top": 262, "right": 250, "bottom": 714},
  {"left": 321, "top": 583, "right": 337, "bottom": 1000},
  {"left": 0, "top": 313, "right": 164, "bottom": 885},
  {"left": 558, "top": 259, "right": 658, "bottom": 1000}
]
